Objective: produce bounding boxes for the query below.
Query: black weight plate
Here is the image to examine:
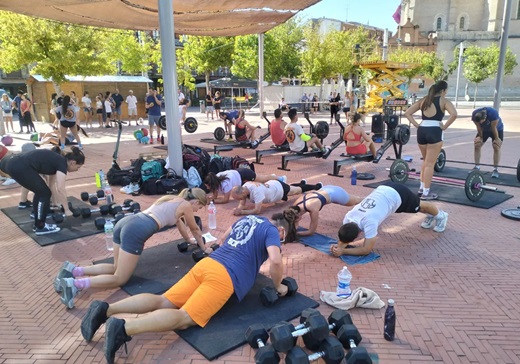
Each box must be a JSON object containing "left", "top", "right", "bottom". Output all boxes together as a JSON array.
[
  {"left": 517, "top": 158, "right": 520, "bottom": 182},
  {"left": 214, "top": 127, "right": 226, "bottom": 141},
  {"left": 393, "top": 124, "right": 410, "bottom": 146},
  {"left": 389, "top": 159, "right": 409, "bottom": 183},
  {"left": 465, "top": 170, "right": 485, "bottom": 201},
  {"left": 314, "top": 121, "right": 329, "bottom": 139},
  {"left": 434, "top": 149, "right": 446, "bottom": 172},
  {"left": 501, "top": 208, "right": 520, "bottom": 221},
  {"left": 184, "top": 117, "right": 198, "bottom": 133},
  {"left": 357, "top": 173, "right": 375, "bottom": 180},
  {"left": 158, "top": 115, "right": 167, "bottom": 130}
]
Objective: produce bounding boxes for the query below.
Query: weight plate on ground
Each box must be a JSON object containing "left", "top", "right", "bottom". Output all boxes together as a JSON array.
[
  {"left": 501, "top": 208, "right": 520, "bottom": 221},
  {"left": 314, "top": 121, "right": 329, "bottom": 139},
  {"left": 184, "top": 117, "right": 198, "bottom": 133},
  {"left": 517, "top": 158, "right": 520, "bottom": 182},
  {"left": 389, "top": 159, "right": 409, "bottom": 184},
  {"left": 393, "top": 124, "right": 410, "bottom": 146},
  {"left": 357, "top": 173, "right": 375, "bottom": 180},
  {"left": 465, "top": 170, "right": 485, "bottom": 201},
  {"left": 434, "top": 149, "right": 446, "bottom": 172},
  {"left": 214, "top": 127, "right": 226, "bottom": 141},
  {"left": 158, "top": 115, "right": 167, "bottom": 130}
]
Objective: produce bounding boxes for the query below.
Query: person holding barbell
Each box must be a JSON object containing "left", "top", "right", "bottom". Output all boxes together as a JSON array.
[
  {"left": 79, "top": 212, "right": 294, "bottom": 364},
  {"left": 55, "top": 95, "right": 83, "bottom": 151},
  {"left": 404, "top": 81, "right": 457, "bottom": 200},
  {"left": 285, "top": 108, "right": 331, "bottom": 158},
  {"left": 330, "top": 181, "right": 449, "bottom": 257},
  {"left": 0, "top": 147, "right": 85, "bottom": 235},
  {"left": 218, "top": 110, "right": 239, "bottom": 142},
  {"left": 343, "top": 112, "right": 377, "bottom": 156},
  {"left": 53, "top": 188, "right": 208, "bottom": 309},
  {"left": 471, "top": 107, "right": 504, "bottom": 178}
]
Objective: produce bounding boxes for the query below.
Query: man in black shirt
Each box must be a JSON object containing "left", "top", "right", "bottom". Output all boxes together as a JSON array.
[{"left": 111, "top": 89, "right": 124, "bottom": 121}]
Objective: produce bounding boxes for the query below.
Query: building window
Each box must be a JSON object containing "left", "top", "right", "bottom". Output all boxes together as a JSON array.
[
  {"left": 405, "top": 33, "right": 411, "bottom": 43},
  {"left": 459, "top": 17, "right": 465, "bottom": 30},
  {"left": 436, "top": 17, "right": 442, "bottom": 30}
]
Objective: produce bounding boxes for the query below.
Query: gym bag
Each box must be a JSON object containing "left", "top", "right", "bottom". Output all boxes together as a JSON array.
[{"left": 141, "top": 160, "right": 164, "bottom": 182}]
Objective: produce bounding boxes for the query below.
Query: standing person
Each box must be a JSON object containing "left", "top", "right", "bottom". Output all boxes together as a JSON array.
[
  {"left": 81, "top": 92, "right": 93, "bottom": 128},
  {"left": 0, "top": 147, "right": 85, "bottom": 235},
  {"left": 205, "top": 92, "right": 214, "bottom": 120},
  {"left": 329, "top": 91, "right": 340, "bottom": 125},
  {"left": 311, "top": 93, "right": 319, "bottom": 114},
  {"left": 279, "top": 97, "right": 288, "bottom": 111},
  {"left": 50, "top": 93, "right": 59, "bottom": 124},
  {"left": 95, "top": 95, "right": 104, "bottom": 127},
  {"left": 300, "top": 93, "right": 309, "bottom": 112},
  {"left": 21, "top": 93, "right": 36, "bottom": 133},
  {"left": 343, "top": 113, "right": 376, "bottom": 156},
  {"left": 56, "top": 95, "right": 83, "bottom": 150},
  {"left": 218, "top": 110, "right": 239, "bottom": 141},
  {"left": 69, "top": 91, "right": 79, "bottom": 121},
  {"left": 111, "top": 89, "right": 124, "bottom": 121},
  {"left": 104, "top": 91, "right": 114, "bottom": 127},
  {"left": 80, "top": 213, "right": 293, "bottom": 364},
  {"left": 145, "top": 87, "right": 162, "bottom": 144},
  {"left": 1, "top": 93, "right": 14, "bottom": 133},
  {"left": 329, "top": 182, "right": 449, "bottom": 257},
  {"left": 54, "top": 189, "right": 209, "bottom": 309},
  {"left": 284, "top": 108, "right": 331, "bottom": 158},
  {"left": 342, "top": 91, "right": 352, "bottom": 121},
  {"left": 177, "top": 89, "right": 185, "bottom": 105},
  {"left": 270, "top": 108, "right": 288, "bottom": 148},
  {"left": 470, "top": 107, "right": 504, "bottom": 178},
  {"left": 404, "top": 81, "right": 457, "bottom": 200},
  {"left": 125, "top": 90, "right": 138, "bottom": 125},
  {"left": 12, "top": 90, "right": 24, "bottom": 133},
  {"left": 213, "top": 90, "right": 222, "bottom": 119},
  {"left": 244, "top": 91, "right": 250, "bottom": 108}
]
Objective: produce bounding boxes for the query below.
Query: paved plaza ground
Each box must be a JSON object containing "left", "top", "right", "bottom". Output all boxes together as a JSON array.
[{"left": 0, "top": 105, "right": 519, "bottom": 364}]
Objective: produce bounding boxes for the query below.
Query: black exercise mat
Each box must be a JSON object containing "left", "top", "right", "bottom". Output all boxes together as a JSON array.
[
  {"left": 1, "top": 196, "right": 103, "bottom": 246},
  {"left": 200, "top": 137, "right": 242, "bottom": 146},
  {"left": 435, "top": 166, "right": 520, "bottom": 188},
  {"left": 154, "top": 145, "right": 212, "bottom": 153},
  {"left": 364, "top": 179, "right": 513, "bottom": 209},
  {"left": 96, "top": 241, "right": 320, "bottom": 361}
]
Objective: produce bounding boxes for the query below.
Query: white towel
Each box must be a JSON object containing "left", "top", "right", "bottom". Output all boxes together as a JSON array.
[{"left": 320, "top": 287, "right": 385, "bottom": 310}]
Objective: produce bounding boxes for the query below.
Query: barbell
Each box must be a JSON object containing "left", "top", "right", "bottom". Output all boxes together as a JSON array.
[
  {"left": 434, "top": 148, "right": 520, "bottom": 182},
  {"left": 158, "top": 115, "right": 198, "bottom": 133},
  {"left": 389, "top": 159, "right": 505, "bottom": 201}
]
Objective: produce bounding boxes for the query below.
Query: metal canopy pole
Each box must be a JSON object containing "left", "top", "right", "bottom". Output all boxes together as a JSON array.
[
  {"left": 493, "top": 0, "right": 513, "bottom": 112},
  {"left": 258, "top": 33, "right": 265, "bottom": 115},
  {"left": 158, "top": 0, "right": 182, "bottom": 175}
]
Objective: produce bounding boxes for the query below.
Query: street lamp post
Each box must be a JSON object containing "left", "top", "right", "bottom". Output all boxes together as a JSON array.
[{"left": 454, "top": 41, "right": 464, "bottom": 107}]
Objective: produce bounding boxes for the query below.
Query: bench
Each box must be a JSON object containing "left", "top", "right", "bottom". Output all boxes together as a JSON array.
[{"left": 328, "top": 153, "right": 374, "bottom": 177}]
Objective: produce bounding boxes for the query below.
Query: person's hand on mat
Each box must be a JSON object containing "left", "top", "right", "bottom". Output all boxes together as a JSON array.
[
  {"left": 65, "top": 209, "right": 73, "bottom": 217},
  {"left": 330, "top": 244, "right": 343, "bottom": 257},
  {"left": 276, "top": 284, "right": 288, "bottom": 297},
  {"left": 204, "top": 247, "right": 213, "bottom": 255},
  {"left": 233, "top": 207, "right": 242, "bottom": 216}
]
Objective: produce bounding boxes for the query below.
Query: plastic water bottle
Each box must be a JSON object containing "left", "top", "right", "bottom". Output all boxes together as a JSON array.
[
  {"left": 350, "top": 166, "right": 357, "bottom": 185},
  {"left": 384, "top": 299, "right": 396, "bottom": 341},
  {"left": 104, "top": 183, "right": 114, "bottom": 205},
  {"left": 95, "top": 171, "right": 102, "bottom": 188},
  {"left": 336, "top": 266, "right": 352, "bottom": 297},
  {"left": 208, "top": 200, "right": 217, "bottom": 229},
  {"left": 104, "top": 219, "right": 114, "bottom": 251}
]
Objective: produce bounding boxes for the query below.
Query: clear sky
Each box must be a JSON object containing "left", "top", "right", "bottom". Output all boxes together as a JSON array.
[{"left": 299, "top": 0, "right": 402, "bottom": 32}]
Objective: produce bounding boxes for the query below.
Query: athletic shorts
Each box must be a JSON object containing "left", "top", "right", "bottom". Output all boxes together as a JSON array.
[
  {"left": 321, "top": 185, "right": 350, "bottom": 205},
  {"left": 83, "top": 107, "right": 91, "bottom": 113},
  {"left": 342, "top": 107, "right": 350, "bottom": 112},
  {"left": 279, "top": 181, "right": 291, "bottom": 201},
  {"left": 295, "top": 144, "right": 308, "bottom": 154},
  {"left": 237, "top": 168, "right": 256, "bottom": 182},
  {"left": 236, "top": 133, "right": 248, "bottom": 142},
  {"left": 113, "top": 213, "right": 159, "bottom": 255},
  {"left": 114, "top": 106, "right": 122, "bottom": 115},
  {"left": 163, "top": 258, "right": 234, "bottom": 327},
  {"left": 148, "top": 114, "right": 161, "bottom": 126},
  {"left": 60, "top": 120, "right": 76, "bottom": 129},
  {"left": 128, "top": 107, "right": 137, "bottom": 116},
  {"left": 206, "top": 106, "right": 214, "bottom": 112},
  {"left": 383, "top": 181, "right": 420, "bottom": 213},
  {"left": 346, "top": 144, "right": 367, "bottom": 155},
  {"left": 96, "top": 109, "right": 103, "bottom": 114},
  {"left": 480, "top": 130, "right": 503, "bottom": 143},
  {"left": 417, "top": 126, "right": 443, "bottom": 145}
]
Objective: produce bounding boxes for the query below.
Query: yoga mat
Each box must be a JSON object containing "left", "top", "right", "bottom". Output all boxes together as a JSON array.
[
  {"left": 364, "top": 179, "right": 514, "bottom": 209},
  {"left": 435, "top": 166, "right": 520, "bottom": 188},
  {"left": 96, "top": 240, "right": 320, "bottom": 361},
  {"left": 297, "top": 229, "right": 381, "bottom": 265},
  {"left": 1, "top": 196, "right": 103, "bottom": 247},
  {"left": 200, "top": 138, "right": 245, "bottom": 147}
]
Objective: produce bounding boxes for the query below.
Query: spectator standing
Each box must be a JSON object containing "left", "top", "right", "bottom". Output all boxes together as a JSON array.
[
  {"left": 111, "top": 89, "right": 124, "bottom": 121},
  {"left": 311, "top": 93, "right": 319, "bottom": 114},
  {"left": 95, "top": 96, "right": 104, "bottom": 127},
  {"left": 104, "top": 92, "right": 114, "bottom": 127},
  {"left": 125, "top": 90, "right": 138, "bottom": 125},
  {"left": 205, "top": 92, "right": 214, "bottom": 120},
  {"left": 301, "top": 93, "right": 309, "bottom": 112},
  {"left": 81, "top": 92, "right": 93, "bottom": 128},
  {"left": 1, "top": 93, "right": 14, "bottom": 133},
  {"left": 12, "top": 90, "right": 24, "bottom": 133},
  {"left": 21, "top": 93, "right": 36, "bottom": 133},
  {"left": 213, "top": 91, "right": 222, "bottom": 118},
  {"left": 145, "top": 87, "right": 162, "bottom": 144}
]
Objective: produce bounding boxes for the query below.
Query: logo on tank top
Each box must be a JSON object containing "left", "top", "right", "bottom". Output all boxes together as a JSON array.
[{"left": 227, "top": 215, "right": 264, "bottom": 247}]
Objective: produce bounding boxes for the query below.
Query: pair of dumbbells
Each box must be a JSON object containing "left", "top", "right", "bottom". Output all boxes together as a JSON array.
[
  {"left": 94, "top": 213, "right": 127, "bottom": 230},
  {"left": 259, "top": 277, "right": 298, "bottom": 307},
  {"left": 70, "top": 203, "right": 110, "bottom": 219},
  {"left": 108, "top": 200, "right": 140, "bottom": 216},
  {"left": 80, "top": 190, "right": 105, "bottom": 206},
  {"left": 192, "top": 242, "right": 219, "bottom": 262}
]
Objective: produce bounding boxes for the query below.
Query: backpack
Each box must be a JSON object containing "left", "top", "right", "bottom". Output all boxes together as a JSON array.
[
  {"left": 208, "top": 157, "right": 225, "bottom": 175},
  {"left": 232, "top": 155, "right": 254, "bottom": 171},
  {"left": 222, "top": 156, "right": 233, "bottom": 171},
  {"left": 141, "top": 160, "right": 164, "bottom": 182},
  {"left": 183, "top": 166, "right": 203, "bottom": 188},
  {"left": 183, "top": 144, "right": 210, "bottom": 178}
]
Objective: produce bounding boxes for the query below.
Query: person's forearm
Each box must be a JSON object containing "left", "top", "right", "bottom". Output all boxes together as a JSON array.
[
  {"left": 57, "top": 190, "right": 68, "bottom": 212},
  {"left": 238, "top": 207, "right": 261, "bottom": 215},
  {"left": 297, "top": 229, "right": 312, "bottom": 237},
  {"left": 269, "top": 260, "right": 284, "bottom": 289},
  {"left": 404, "top": 115, "right": 420, "bottom": 128},
  {"left": 340, "top": 245, "right": 371, "bottom": 256},
  {"left": 176, "top": 219, "right": 191, "bottom": 242}
]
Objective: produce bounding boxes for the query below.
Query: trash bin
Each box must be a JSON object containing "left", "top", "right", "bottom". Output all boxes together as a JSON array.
[{"left": 200, "top": 100, "right": 205, "bottom": 113}]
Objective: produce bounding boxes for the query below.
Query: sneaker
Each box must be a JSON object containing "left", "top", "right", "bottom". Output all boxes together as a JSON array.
[
  {"left": 491, "top": 169, "right": 500, "bottom": 178},
  {"left": 227, "top": 137, "right": 234, "bottom": 142},
  {"left": 468, "top": 166, "right": 480, "bottom": 173},
  {"left": 54, "top": 261, "right": 76, "bottom": 293},
  {"left": 433, "top": 211, "right": 449, "bottom": 233},
  {"left": 277, "top": 175, "right": 287, "bottom": 183},
  {"left": 300, "top": 179, "right": 307, "bottom": 185},
  {"left": 18, "top": 201, "right": 33, "bottom": 209},
  {"left": 420, "top": 193, "right": 438, "bottom": 201},
  {"left": 417, "top": 189, "right": 423, "bottom": 196},
  {"left": 78, "top": 144, "right": 83, "bottom": 151},
  {"left": 421, "top": 215, "right": 435, "bottom": 229},
  {"left": 81, "top": 300, "right": 109, "bottom": 342},
  {"left": 120, "top": 183, "right": 140, "bottom": 194},
  {"left": 316, "top": 182, "right": 323, "bottom": 190},
  {"left": 104, "top": 317, "right": 132, "bottom": 364},
  {"left": 59, "top": 277, "right": 78, "bottom": 309},
  {"left": 321, "top": 146, "right": 332, "bottom": 159},
  {"left": 34, "top": 223, "right": 61, "bottom": 236},
  {"left": 2, "top": 178, "right": 17, "bottom": 186},
  {"left": 250, "top": 140, "right": 259, "bottom": 149}
]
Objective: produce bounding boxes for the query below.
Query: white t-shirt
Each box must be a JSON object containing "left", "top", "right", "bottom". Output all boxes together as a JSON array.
[
  {"left": 104, "top": 100, "right": 112, "bottom": 113},
  {"left": 342, "top": 185, "right": 402, "bottom": 239},
  {"left": 284, "top": 122, "right": 306, "bottom": 152},
  {"left": 217, "top": 169, "right": 242, "bottom": 194},
  {"left": 126, "top": 95, "right": 137, "bottom": 109},
  {"left": 81, "top": 96, "right": 92, "bottom": 108},
  {"left": 178, "top": 91, "right": 185, "bottom": 104},
  {"left": 245, "top": 180, "right": 283, "bottom": 204}
]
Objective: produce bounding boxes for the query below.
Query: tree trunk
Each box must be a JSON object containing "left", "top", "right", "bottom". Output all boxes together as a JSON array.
[
  {"left": 205, "top": 71, "right": 210, "bottom": 94},
  {"left": 473, "top": 84, "right": 478, "bottom": 108}
]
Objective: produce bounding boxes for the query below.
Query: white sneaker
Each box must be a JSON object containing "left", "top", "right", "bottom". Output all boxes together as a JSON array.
[
  {"left": 421, "top": 215, "right": 435, "bottom": 229},
  {"left": 54, "top": 261, "right": 76, "bottom": 293},
  {"left": 433, "top": 211, "right": 449, "bottom": 233},
  {"left": 2, "top": 178, "right": 17, "bottom": 186},
  {"left": 278, "top": 175, "right": 287, "bottom": 183},
  {"left": 120, "top": 183, "right": 139, "bottom": 194}
]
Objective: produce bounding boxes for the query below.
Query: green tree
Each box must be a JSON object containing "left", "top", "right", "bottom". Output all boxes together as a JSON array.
[
  {"left": 103, "top": 31, "right": 155, "bottom": 75},
  {"left": 300, "top": 23, "right": 335, "bottom": 85},
  {"left": 421, "top": 51, "right": 453, "bottom": 81}
]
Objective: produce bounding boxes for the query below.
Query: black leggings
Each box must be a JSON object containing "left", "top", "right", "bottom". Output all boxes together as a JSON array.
[{"left": 8, "top": 162, "right": 51, "bottom": 228}]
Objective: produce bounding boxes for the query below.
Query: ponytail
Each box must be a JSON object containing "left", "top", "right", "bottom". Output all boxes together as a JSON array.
[{"left": 421, "top": 80, "right": 448, "bottom": 112}]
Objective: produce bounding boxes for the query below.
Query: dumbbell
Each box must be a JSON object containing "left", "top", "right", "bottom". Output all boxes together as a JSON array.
[
  {"left": 192, "top": 243, "right": 220, "bottom": 262},
  {"left": 177, "top": 236, "right": 207, "bottom": 252},
  {"left": 245, "top": 324, "right": 280, "bottom": 364},
  {"left": 303, "top": 309, "right": 354, "bottom": 350},
  {"left": 67, "top": 202, "right": 82, "bottom": 218},
  {"left": 80, "top": 204, "right": 111, "bottom": 218},
  {"left": 108, "top": 201, "right": 140, "bottom": 216},
  {"left": 80, "top": 190, "right": 105, "bottom": 204},
  {"left": 336, "top": 324, "right": 372, "bottom": 364},
  {"left": 269, "top": 314, "right": 330, "bottom": 353},
  {"left": 94, "top": 213, "right": 126, "bottom": 230},
  {"left": 285, "top": 336, "right": 346, "bottom": 364},
  {"left": 259, "top": 277, "right": 298, "bottom": 307}
]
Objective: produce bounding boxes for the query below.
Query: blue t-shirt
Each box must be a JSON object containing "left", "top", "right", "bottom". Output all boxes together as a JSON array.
[
  {"left": 112, "top": 93, "right": 124, "bottom": 107},
  {"left": 223, "top": 110, "right": 239, "bottom": 122},
  {"left": 146, "top": 94, "right": 163, "bottom": 116},
  {"left": 210, "top": 216, "right": 281, "bottom": 301},
  {"left": 13, "top": 95, "right": 22, "bottom": 112},
  {"left": 473, "top": 107, "right": 503, "bottom": 132}
]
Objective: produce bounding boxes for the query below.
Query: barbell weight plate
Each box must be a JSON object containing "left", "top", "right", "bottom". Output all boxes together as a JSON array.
[
  {"left": 389, "top": 159, "right": 409, "bottom": 184},
  {"left": 314, "top": 121, "right": 329, "bottom": 139},
  {"left": 158, "top": 115, "right": 167, "bottom": 130},
  {"left": 184, "top": 117, "right": 198, "bottom": 133},
  {"left": 392, "top": 124, "right": 410, "bottom": 146},
  {"left": 434, "top": 149, "right": 446, "bottom": 172},
  {"left": 501, "top": 208, "right": 520, "bottom": 221},
  {"left": 465, "top": 170, "right": 485, "bottom": 201},
  {"left": 357, "top": 172, "right": 375, "bottom": 180},
  {"left": 214, "top": 127, "right": 226, "bottom": 141},
  {"left": 517, "top": 158, "right": 520, "bottom": 182}
]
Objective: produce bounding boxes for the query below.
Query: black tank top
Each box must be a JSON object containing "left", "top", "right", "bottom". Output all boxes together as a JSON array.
[{"left": 421, "top": 96, "right": 445, "bottom": 121}]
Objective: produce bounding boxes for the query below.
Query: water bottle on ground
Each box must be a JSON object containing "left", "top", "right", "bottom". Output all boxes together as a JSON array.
[
  {"left": 98, "top": 169, "right": 106, "bottom": 188},
  {"left": 208, "top": 200, "right": 217, "bottom": 230},
  {"left": 336, "top": 266, "right": 352, "bottom": 297},
  {"left": 104, "top": 219, "right": 114, "bottom": 251},
  {"left": 384, "top": 299, "right": 396, "bottom": 341},
  {"left": 351, "top": 166, "right": 357, "bottom": 185},
  {"left": 95, "top": 171, "right": 102, "bottom": 188}
]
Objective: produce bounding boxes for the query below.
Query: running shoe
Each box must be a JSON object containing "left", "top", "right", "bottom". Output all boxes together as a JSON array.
[{"left": 433, "top": 211, "right": 449, "bottom": 233}]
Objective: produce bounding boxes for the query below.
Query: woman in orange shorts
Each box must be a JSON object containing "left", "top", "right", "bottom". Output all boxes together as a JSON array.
[{"left": 343, "top": 113, "right": 376, "bottom": 156}]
